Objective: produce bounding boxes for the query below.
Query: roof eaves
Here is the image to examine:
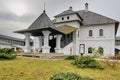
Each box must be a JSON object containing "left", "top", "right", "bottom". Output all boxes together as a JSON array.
[
  {"left": 54, "top": 12, "right": 76, "bottom": 18},
  {"left": 54, "top": 20, "right": 82, "bottom": 25}
]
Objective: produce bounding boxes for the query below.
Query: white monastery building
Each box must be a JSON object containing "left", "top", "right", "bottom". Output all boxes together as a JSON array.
[
  {"left": 0, "top": 34, "right": 25, "bottom": 50},
  {"left": 15, "top": 3, "right": 120, "bottom": 56}
]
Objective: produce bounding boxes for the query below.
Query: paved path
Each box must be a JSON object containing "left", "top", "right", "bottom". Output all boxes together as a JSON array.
[{"left": 96, "top": 58, "right": 120, "bottom": 62}]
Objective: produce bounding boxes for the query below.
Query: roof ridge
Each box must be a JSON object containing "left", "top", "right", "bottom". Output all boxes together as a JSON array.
[
  {"left": 0, "top": 34, "right": 24, "bottom": 41},
  {"left": 76, "top": 10, "right": 119, "bottom": 22},
  {"left": 54, "top": 9, "right": 76, "bottom": 17}
]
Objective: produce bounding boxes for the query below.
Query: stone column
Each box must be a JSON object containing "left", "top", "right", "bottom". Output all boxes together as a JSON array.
[
  {"left": 14, "top": 47, "right": 17, "bottom": 51},
  {"left": 24, "top": 33, "right": 31, "bottom": 52},
  {"left": 55, "top": 34, "right": 62, "bottom": 53},
  {"left": 42, "top": 30, "right": 51, "bottom": 53},
  {"left": 33, "top": 36, "right": 42, "bottom": 52},
  {"left": 38, "top": 36, "right": 42, "bottom": 52}
]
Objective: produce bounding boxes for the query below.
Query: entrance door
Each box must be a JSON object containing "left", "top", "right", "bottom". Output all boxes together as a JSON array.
[
  {"left": 49, "top": 38, "right": 56, "bottom": 52},
  {"left": 79, "top": 44, "right": 85, "bottom": 54}
]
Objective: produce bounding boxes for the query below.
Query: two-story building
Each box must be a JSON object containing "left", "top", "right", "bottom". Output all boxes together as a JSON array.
[{"left": 15, "top": 3, "right": 119, "bottom": 56}]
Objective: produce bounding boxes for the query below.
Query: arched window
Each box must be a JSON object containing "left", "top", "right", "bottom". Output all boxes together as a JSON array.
[
  {"left": 89, "top": 30, "right": 93, "bottom": 37},
  {"left": 99, "top": 29, "right": 103, "bottom": 36},
  {"left": 67, "top": 16, "right": 70, "bottom": 20},
  {"left": 88, "top": 47, "right": 92, "bottom": 53},
  {"left": 62, "top": 17, "right": 64, "bottom": 20},
  {"left": 98, "top": 47, "right": 104, "bottom": 55},
  {"left": 78, "top": 31, "right": 79, "bottom": 37}
]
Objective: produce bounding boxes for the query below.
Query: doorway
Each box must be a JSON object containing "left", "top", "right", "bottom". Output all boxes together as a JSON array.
[
  {"left": 49, "top": 38, "right": 56, "bottom": 52},
  {"left": 79, "top": 44, "right": 85, "bottom": 55}
]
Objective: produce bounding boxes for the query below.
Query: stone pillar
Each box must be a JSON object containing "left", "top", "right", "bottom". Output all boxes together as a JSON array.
[
  {"left": 24, "top": 33, "right": 31, "bottom": 52},
  {"left": 55, "top": 34, "right": 62, "bottom": 53},
  {"left": 42, "top": 31, "right": 51, "bottom": 53},
  {"left": 14, "top": 47, "right": 17, "bottom": 51},
  {"left": 33, "top": 36, "right": 42, "bottom": 52}
]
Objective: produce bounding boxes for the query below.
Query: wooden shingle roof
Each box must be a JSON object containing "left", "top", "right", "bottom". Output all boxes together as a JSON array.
[
  {"left": 28, "top": 10, "right": 56, "bottom": 29},
  {"left": 77, "top": 10, "right": 119, "bottom": 26}
]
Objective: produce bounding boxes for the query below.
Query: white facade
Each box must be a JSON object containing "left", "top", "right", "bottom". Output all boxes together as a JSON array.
[
  {"left": 18, "top": 6, "right": 119, "bottom": 56},
  {"left": 0, "top": 41, "right": 12, "bottom": 48},
  {"left": 55, "top": 14, "right": 81, "bottom": 23},
  {"left": 78, "top": 24, "right": 115, "bottom": 56},
  {"left": 54, "top": 11, "right": 117, "bottom": 56}
]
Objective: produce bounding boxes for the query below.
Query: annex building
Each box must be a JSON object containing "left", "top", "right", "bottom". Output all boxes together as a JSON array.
[{"left": 0, "top": 34, "right": 25, "bottom": 50}]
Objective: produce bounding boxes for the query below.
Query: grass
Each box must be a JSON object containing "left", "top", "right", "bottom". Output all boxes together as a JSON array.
[{"left": 0, "top": 57, "right": 120, "bottom": 80}]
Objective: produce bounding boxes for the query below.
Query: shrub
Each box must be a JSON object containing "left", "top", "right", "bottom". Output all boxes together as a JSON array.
[
  {"left": 72, "top": 56, "right": 103, "bottom": 69},
  {"left": 91, "top": 48, "right": 103, "bottom": 58},
  {"left": 0, "top": 48, "right": 16, "bottom": 59},
  {"left": 50, "top": 72, "right": 94, "bottom": 80},
  {"left": 0, "top": 48, "right": 14, "bottom": 53},
  {"left": 0, "top": 53, "right": 16, "bottom": 59},
  {"left": 64, "top": 55, "right": 79, "bottom": 60}
]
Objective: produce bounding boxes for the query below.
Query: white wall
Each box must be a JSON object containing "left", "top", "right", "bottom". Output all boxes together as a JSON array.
[
  {"left": 0, "top": 41, "right": 13, "bottom": 48},
  {"left": 0, "top": 44, "right": 12, "bottom": 48},
  {"left": 55, "top": 13, "right": 81, "bottom": 28},
  {"left": 55, "top": 21, "right": 80, "bottom": 28},
  {"left": 55, "top": 14, "right": 80, "bottom": 23},
  {"left": 54, "top": 12, "right": 116, "bottom": 56},
  {"left": 61, "top": 42, "right": 74, "bottom": 55},
  {"left": 78, "top": 23, "right": 115, "bottom": 56}
]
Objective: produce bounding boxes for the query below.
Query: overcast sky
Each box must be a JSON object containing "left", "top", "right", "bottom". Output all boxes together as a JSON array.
[{"left": 0, "top": 0, "right": 120, "bottom": 39}]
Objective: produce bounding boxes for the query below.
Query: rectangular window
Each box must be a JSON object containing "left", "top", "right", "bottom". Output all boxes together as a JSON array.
[{"left": 89, "top": 30, "right": 93, "bottom": 37}]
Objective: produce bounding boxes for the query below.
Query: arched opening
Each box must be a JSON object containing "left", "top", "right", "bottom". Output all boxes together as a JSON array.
[
  {"left": 98, "top": 47, "right": 104, "bottom": 55},
  {"left": 99, "top": 29, "right": 103, "bottom": 36},
  {"left": 49, "top": 36, "right": 56, "bottom": 53},
  {"left": 88, "top": 47, "right": 92, "bottom": 54}
]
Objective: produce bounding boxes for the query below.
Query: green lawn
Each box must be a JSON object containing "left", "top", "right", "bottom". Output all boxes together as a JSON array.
[{"left": 0, "top": 57, "right": 120, "bottom": 80}]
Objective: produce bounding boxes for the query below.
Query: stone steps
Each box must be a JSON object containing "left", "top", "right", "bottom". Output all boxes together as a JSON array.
[{"left": 17, "top": 53, "right": 65, "bottom": 59}]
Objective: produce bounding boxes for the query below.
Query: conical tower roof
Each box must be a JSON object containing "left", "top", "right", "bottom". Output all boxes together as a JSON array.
[
  {"left": 28, "top": 10, "right": 55, "bottom": 29},
  {"left": 15, "top": 10, "right": 77, "bottom": 36}
]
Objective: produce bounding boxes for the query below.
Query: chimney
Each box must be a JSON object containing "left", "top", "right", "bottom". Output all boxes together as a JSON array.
[
  {"left": 69, "top": 6, "right": 72, "bottom": 10},
  {"left": 85, "top": 3, "right": 88, "bottom": 12}
]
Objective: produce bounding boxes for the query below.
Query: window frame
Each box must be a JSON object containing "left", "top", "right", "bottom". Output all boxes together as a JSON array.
[
  {"left": 99, "top": 29, "right": 103, "bottom": 36},
  {"left": 67, "top": 16, "right": 70, "bottom": 20},
  {"left": 98, "top": 47, "right": 104, "bottom": 54},
  {"left": 79, "top": 44, "right": 85, "bottom": 54},
  {"left": 62, "top": 17, "right": 64, "bottom": 20},
  {"left": 89, "top": 30, "right": 93, "bottom": 37},
  {"left": 88, "top": 47, "right": 92, "bottom": 54}
]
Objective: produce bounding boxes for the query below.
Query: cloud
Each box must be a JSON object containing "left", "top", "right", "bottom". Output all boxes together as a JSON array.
[
  {"left": 0, "top": 0, "right": 120, "bottom": 38},
  {"left": 0, "top": 11, "right": 36, "bottom": 23}
]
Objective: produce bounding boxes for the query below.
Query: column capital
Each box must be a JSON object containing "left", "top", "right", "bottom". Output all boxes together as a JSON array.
[
  {"left": 24, "top": 33, "right": 31, "bottom": 36},
  {"left": 56, "top": 34, "right": 62, "bottom": 38},
  {"left": 42, "top": 30, "right": 51, "bottom": 36}
]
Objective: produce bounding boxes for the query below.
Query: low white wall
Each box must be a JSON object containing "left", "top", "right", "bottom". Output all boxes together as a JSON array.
[
  {"left": 61, "top": 42, "right": 73, "bottom": 55},
  {"left": 0, "top": 44, "right": 12, "bottom": 48}
]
